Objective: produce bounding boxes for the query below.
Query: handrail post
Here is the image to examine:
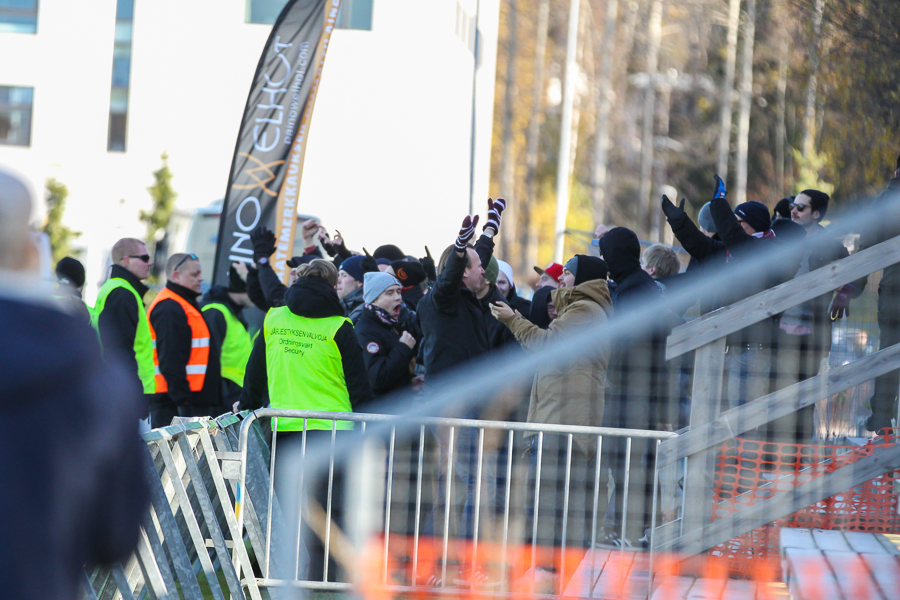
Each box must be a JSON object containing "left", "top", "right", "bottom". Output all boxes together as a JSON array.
[{"left": 677, "top": 337, "right": 726, "bottom": 549}]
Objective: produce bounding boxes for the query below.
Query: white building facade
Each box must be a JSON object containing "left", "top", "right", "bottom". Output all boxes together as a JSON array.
[{"left": 0, "top": 0, "right": 499, "bottom": 300}]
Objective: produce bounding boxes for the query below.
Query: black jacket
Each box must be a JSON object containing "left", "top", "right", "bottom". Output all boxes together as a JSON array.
[
  {"left": 201, "top": 285, "right": 249, "bottom": 410},
  {"left": 239, "top": 276, "right": 374, "bottom": 410},
  {"left": 149, "top": 282, "right": 223, "bottom": 411},
  {"left": 599, "top": 228, "right": 680, "bottom": 429},
  {"left": 506, "top": 285, "right": 532, "bottom": 317},
  {"left": 355, "top": 305, "right": 418, "bottom": 398},
  {"left": 401, "top": 284, "right": 425, "bottom": 311},
  {"left": 528, "top": 286, "right": 555, "bottom": 329},
  {"left": 97, "top": 264, "right": 152, "bottom": 400},
  {"left": 709, "top": 197, "right": 801, "bottom": 346},
  {"left": 479, "top": 284, "right": 519, "bottom": 349},
  {"left": 417, "top": 234, "right": 495, "bottom": 380},
  {"left": 0, "top": 295, "right": 148, "bottom": 600},
  {"left": 341, "top": 286, "right": 366, "bottom": 324}
]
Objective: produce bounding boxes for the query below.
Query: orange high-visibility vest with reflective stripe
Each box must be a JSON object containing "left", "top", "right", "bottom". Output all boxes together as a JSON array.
[{"left": 148, "top": 287, "right": 210, "bottom": 393}]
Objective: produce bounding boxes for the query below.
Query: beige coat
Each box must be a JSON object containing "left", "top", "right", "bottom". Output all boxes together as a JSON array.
[{"left": 499, "top": 278, "right": 612, "bottom": 454}]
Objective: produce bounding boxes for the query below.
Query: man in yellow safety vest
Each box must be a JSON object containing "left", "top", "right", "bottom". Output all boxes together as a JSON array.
[{"left": 201, "top": 262, "right": 254, "bottom": 414}]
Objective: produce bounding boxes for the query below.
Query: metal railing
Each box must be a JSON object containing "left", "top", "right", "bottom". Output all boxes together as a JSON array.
[{"left": 235, "top": 408, "right": 677, "bottom": 595}]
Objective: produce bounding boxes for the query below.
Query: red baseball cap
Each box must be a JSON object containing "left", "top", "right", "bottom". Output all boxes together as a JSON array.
[{"left": 533, "top": 263, "right": 563, "bottom": 282}]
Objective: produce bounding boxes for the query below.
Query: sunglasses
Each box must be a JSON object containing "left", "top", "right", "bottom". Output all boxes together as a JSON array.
[
  {"left": 173, "top": 253, "right": 199, "bottom": 272},
  {"left": 127, "top": 254, "right": 151, "bottom": 263},
  {"left": 789, "top": 202, "right": 809, "bottom": 212}
]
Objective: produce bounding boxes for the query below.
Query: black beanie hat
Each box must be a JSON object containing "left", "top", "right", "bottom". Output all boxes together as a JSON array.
[
  {"left": 572, "top": 255, "right": 609, "bottom": 286},
  {"left": 227, "top": 265, "right": 247, "bottom": 293},
  {"left": 773, "top": 197, "right": 793, "bottom": 220},
  {"left": 286, "top": 254, "right": 317, "bottom": 269},
  {"left": 56, "top": 256, "right": 85, "bottom": 288},
  {"left": 734, "top": 201, "right": 771, "bottom": 233},
  {"left": 391, "top": 260, "right": 426, "bottom": 287},
  {"left": 373, "top": 244, "right": 406, "bottom": 262}
]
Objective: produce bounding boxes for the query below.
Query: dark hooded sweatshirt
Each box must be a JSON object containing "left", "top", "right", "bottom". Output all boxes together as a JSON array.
[
  {"left": 238, "top": 276, "right": 374, "bottom": 411},
  {"left": 599, "top": 228, "right": 680, "bottom": 429},
  {"left": 528, "top": 285, "right": 556, "bottom": 329}
]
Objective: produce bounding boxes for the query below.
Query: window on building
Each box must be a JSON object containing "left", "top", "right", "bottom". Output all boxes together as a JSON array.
[
  {"left": 0, "top": 86, "right": 34, "bottom": 147},
  {"left": 246, "top": 0, "right": 372, "bottom": 30},
  {"left": 0, "top": 0, "right": 38, "bottom": 34},
  {"left": 107, "top": 0, "right": 134, "bottom": 152}
]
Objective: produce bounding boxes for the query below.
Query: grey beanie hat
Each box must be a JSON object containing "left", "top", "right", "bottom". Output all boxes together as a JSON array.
[
  {"left": 564, "top": 256, "right": 578, "bottom": 277},
  {"left": 364, "top": 271, "right": 400, "bottom": 304},
  {"left": 698, "top": 201, "right": 716, "bottom": 233}
]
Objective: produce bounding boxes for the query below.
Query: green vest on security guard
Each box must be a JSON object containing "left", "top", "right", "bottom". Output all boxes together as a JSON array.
[
  {"left": 202, "top": 303, "right": 252, "bottom": 386},
  {"left": 91, "top": 277, "right": 156, "bottom": 394},
  {"left": 264, "top": 306, "right": 353, "bottom": 431}
]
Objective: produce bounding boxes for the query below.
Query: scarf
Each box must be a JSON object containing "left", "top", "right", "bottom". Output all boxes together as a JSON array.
[
  {"left": 726, "top": 229, "right": 775, "bottom": 262},
  {"left": 365, "top": 302, "right": 399, "bottom": 328}
]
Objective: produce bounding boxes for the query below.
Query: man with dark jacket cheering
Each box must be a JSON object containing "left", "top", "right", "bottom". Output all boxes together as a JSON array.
[{"left": 148, "top": 253, "right": 223, "bottom": 427}]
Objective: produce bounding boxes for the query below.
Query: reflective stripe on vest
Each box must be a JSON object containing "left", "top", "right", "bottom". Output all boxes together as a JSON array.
[
  {"left": 148, "top": 287, "right": 211, "bottom": 393},
  {"left": 201, "top": 303, "right": 252, "bottom": 386},
  {"left": 92, "top": 277, "right": 156, "bottom": 394},
  {"left": 263, "top": 307, "right": 352, "bottom": 431}
]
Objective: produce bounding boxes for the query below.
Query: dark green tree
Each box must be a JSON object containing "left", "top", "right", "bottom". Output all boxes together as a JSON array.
[
  {"left": 140, "top": 152, "right": 177, "bottom": 243},
  {"left": 43, "top": 178, "right": 80, "bottom": 263}
]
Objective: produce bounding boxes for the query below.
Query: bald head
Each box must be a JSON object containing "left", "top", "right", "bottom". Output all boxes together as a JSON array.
[{"left": 0, "top": 165, "right": 36, "bottom": 270}]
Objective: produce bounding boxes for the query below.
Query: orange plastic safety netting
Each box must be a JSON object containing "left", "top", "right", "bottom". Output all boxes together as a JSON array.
[{"left": 710, "top": 431, "right": 900, "bottom": 574}]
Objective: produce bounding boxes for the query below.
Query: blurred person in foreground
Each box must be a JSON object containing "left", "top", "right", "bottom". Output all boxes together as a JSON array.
[
  {"left": 0, "top": 165, "right": 148, "bottom": 599},
  {"left": 148, "top": 253, "right": 223, "bottom": 427},
  {"left": 491, "top": 255, "right": 611, "bottom": 583}
]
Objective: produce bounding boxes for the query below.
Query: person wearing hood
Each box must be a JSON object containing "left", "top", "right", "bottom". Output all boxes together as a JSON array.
[
  {"left": 597, "top": 226, "right": 680, "bottom": 546},
  {"left": 201, "top": 262, "right": 255, "bottom": 413},
  {"left": 355, "top": 271, "right": 422, "bottom": 399},
  {"left": 491, "top": 255, "right": 611, "bottom": 561},
  {"left": 239, "top": 258, "right": 373, "bottom": 582},
  {"left": 495, "top": 259, "right": 532, "bottom": 316},
  {"left": 527, "top": 286, "right": 557, "bottom": 329},
  {"left": 147, "top": 253, "right": 223, "bottom": 427},
  {"left": 247, "top": 220, "right": 325, "bottom": 310},
  {"left": 238, "top": 258, "right": 374, "bottom": 415}
]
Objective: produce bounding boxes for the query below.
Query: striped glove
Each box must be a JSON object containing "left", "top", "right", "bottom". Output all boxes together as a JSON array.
[
  {"left": 455, "top": 215, "right": 479, "bottom": 252},
  {"left": 483, "top": 197, "right": 507, "bottom": 233}
]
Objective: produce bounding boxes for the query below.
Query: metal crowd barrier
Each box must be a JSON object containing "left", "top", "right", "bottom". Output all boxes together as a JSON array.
[
  {"left": 81, "top": 412, "right": 271, "bottom": 600},
  {"left": 80, "top": 409, "right": 679, "bottom": 599},
  {"left": 235, "top": 408, "right": 678, "bottom": 596}
]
